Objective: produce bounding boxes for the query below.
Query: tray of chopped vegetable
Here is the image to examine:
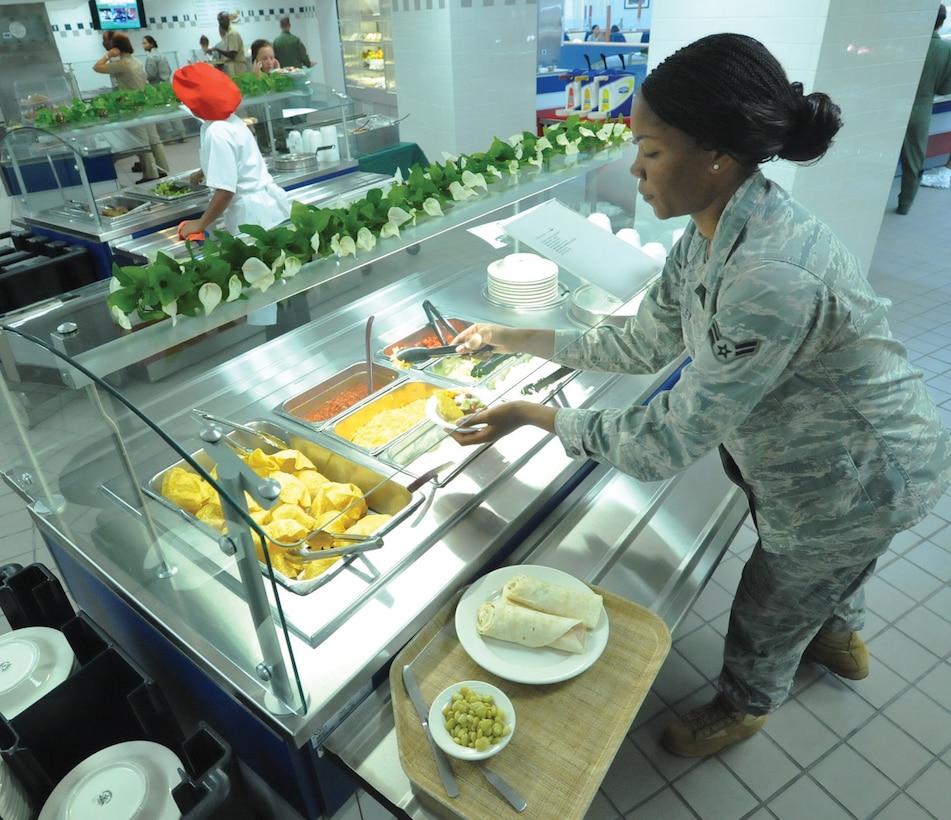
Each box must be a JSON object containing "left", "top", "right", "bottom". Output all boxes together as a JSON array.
[{"left": 131, "top": 172, "right": 206, "bottom": 202}]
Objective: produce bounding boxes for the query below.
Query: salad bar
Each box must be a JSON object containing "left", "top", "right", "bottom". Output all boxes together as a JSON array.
[{"left": 0, "top": 150, "right": 748, "bottom": 818}]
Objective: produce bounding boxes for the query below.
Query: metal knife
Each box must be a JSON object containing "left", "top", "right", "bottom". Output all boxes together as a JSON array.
[{"left": 402, "top": 665, "right": 460, "bottom": 798}]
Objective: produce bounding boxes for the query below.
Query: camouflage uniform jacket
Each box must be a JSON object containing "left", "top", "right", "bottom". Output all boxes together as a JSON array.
[{"left": 552, "top": 172, "right": 951, "bottom": 553}]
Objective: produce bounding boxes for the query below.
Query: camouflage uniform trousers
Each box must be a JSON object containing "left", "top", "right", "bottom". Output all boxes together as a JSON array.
[
  {"left": 715, "top": 444, "right": 890, "bottom": 715},
  {"left": 717, "top": 537, "right": 885, "bottom": 716}
]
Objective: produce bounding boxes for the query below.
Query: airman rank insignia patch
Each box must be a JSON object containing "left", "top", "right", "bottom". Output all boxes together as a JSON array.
[{"left": 709, "top": 320, "right": 758, "bottom": 362}]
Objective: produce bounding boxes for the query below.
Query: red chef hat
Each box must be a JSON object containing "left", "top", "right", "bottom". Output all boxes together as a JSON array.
[{"left": 172, "top": 63, "right": 242, "bottom": 121}]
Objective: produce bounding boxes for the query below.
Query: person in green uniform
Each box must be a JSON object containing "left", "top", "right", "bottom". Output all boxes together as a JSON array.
[
  {"left": 272, "top": 15, "right": 314, "bottom": 69},
  {"left": 898, "top": 4, "right": 951, "bottom": 214}
]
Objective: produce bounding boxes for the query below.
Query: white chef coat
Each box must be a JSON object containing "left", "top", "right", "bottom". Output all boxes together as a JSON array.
[{"left": 199, "top": 113, "right": 290, "bottom": 234}]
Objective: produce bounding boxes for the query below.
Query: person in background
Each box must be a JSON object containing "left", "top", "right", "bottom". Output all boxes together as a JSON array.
[
  {"left": 141, "top": 35, "right": 171, "bottom": 83},
  {"left": 93, "top": 32, "right": 170, "bottom": 183},
  {"left": 142, "top": 35, "right": 185, "bottom": 142},
  {"left": 584, "top": 24, "right": 604, "bottom": 42},
  {"left": 249, "top": 39, "right": 286, "bottom": 152},
  {"left": 609, "top": 25, "right": 626, "bottom": 42},
  {"left": 210, "top": 11, "right": 247, "bottom": 77},
  {"left": 898, "top": 4, "right": 951, "bottom": 213},
  {"left": 196, "top": 34, "right": 214, "bottom": 63},
  {"left": 272, "top": 15, "right": 315, "bottom": 69},
  {"left": 449, "top": 33, "right": 951, "bottom": 757},
  {"left": 922, "top": 153, "right": 951, "bottom": 187},
  {"left": 173, "top": 62, "right": 289, "bottom": 239},
  {"left": 250, "top": 38, "right": 280, "bottom": 76}
]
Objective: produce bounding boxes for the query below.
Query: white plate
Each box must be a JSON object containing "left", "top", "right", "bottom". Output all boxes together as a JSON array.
[
  {"left": 0, "top": 626, "right": 76, "bottom": 719},
  {"left": 488, "top": 287, "right": 560, "bottom": 303},
  {"left": 487, "top": 278, "right": 557, "bottom": 293},
  {"left": 424, "top": 389, "right": 490, "bottom": 434},
  {"left": 487, "top": 290, "right": 560, "bottom": 306},
  {"left": 487, "top": 254, "right": 558, "bottom": 284},
  {"left": 0, "top": 759, "right": 33, "bottom": 820},
  {"left": 39, "top": 741, "right": 183, "bottom": 820},
  {"left": 455, "top": 565, "right": 609, "bottom": 684}
]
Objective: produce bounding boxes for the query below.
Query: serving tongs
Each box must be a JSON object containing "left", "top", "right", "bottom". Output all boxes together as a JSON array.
[
  {"left": 262, "top": 458, "right": 451, "bottom": 559},
  {"left": 192, "top": 409, "right": 290, "bottom": 451},
  {"left": 421, "top": 299, "right": 456, "bottom": 345},
  {"left": 275, "top": 529, "right": 383, "bottom": 560},
  {"left": 394, "top": 343, "right": 492, "bottom": 364},
  {"left": 521, "top": 365, "right": 575, "bottom": 395}
]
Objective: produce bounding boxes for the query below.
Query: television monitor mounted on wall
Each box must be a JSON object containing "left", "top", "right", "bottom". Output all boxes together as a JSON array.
[{"left": 89, "top": 1, "right": 147, "bottom": 32}]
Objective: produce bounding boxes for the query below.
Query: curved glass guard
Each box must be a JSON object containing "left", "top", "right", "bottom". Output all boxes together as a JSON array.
[{"left": 0, "top": 145, "right": 686, "bottom": 723}]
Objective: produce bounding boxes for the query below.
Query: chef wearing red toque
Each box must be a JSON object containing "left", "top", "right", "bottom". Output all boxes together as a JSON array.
[{"left": 172, "top": 62, "right": 290, "bottom": 240}]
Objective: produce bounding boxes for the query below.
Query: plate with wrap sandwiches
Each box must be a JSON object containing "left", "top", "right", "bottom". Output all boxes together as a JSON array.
[{"left": 455, "top": 565, "right": 609, "bottom": 684}]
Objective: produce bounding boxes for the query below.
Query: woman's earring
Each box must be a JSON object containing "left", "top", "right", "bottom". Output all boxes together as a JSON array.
[{"left": 713, "top": 163, "right": 721, "bottom": 171}]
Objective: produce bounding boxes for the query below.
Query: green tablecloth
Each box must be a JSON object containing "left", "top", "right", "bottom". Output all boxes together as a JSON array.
[{"left": 356, "top": 141, "right": 429, "bottom": 178}]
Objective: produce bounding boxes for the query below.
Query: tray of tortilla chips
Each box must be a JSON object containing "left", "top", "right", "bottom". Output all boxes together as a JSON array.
[{"left": 148, "top": 419, "right": 423, "bottom": 595}]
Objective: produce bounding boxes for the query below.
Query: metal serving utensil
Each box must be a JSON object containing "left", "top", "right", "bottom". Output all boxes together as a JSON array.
[
  {"left": 263, "top": 460, "right": 452, "bottom": 556},
  {"left": 192, "top": 410, "right": 289, "bottom": 450},
  {"left": 281, "top": 531, "right": 384, "bottom": 559},
  {"left": 365, "top": 315, "right": 375, "bottom": 396},
  {"left": 521, "top": 365, "right": 575, "bottom": 395},
  {"left": 395, "top": 344, "right": 492, "bottom": 365},
  {"left": 421, "top": 299, "right": 457, "bottom": 345}
]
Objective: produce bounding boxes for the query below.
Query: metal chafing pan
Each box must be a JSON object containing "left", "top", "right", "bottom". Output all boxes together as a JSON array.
[
  {"left": 129, "top": 170, "right": 206, "bottom": 202},
  {"left": 146, "top": 419, "right": 423, "bottom": 596},
  {"left": 378, "top": 318, "right": 472, "bottom": 366},
  {"left": 273, "top": 152, "right": 319, "bottom": 172},
  {"left": 50, "top": 193, "right": 151, "bottom": 221},
  {"left": 330, "top": 379, "right": 445, "bottom": 456},
  {"left": 276, "top": 361, "right": 404, "bottom": 431}
]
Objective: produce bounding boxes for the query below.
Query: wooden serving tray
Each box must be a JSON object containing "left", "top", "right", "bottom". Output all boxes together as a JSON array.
[{"left": 390, "top": 582, "right": 671, "bottom": 820}]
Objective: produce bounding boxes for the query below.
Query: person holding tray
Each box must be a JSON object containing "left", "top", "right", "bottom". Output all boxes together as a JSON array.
[{"left": 448, "top": 33, "right": 951, "bottom": 757}]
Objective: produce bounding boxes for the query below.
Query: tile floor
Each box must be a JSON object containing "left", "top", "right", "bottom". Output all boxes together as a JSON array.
[{"left": 2, "top": 173, "right": 951, "bottom": 820}]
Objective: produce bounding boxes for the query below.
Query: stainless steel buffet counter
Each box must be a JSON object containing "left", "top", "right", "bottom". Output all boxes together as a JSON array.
[
  {"left": 0, "top": 151, "right": 747, "bottom": 818},
  {"left": 19, "top": 163, "right": 381, "bottom": 246}
]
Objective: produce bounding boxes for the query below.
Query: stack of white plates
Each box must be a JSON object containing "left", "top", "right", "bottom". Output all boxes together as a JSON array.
[
  {"left": 486, "top": 253, "right": 560, "bottom": 308},
  {"left": 0, "top": 758, "right": 33, "bottom": 820},
  {"left": 0, "top": 626, "right": 77, "bottom": 719},
  {"left": 38, "top": 741, "right": 184, "bottom": 820}
]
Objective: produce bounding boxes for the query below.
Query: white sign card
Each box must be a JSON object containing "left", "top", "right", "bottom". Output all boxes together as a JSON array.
[{"left": 501, "top": 200, "right": 660, "bottom": 301}]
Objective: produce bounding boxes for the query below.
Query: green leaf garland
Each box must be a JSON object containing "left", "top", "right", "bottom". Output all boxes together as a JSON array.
[{"left": 106, "top": 115, "right": 632, "bottom": 327}]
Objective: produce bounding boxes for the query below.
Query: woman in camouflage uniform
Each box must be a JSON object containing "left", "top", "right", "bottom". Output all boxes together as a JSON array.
[{"left": 451, "top": 33, "right": 951, "bottom": 757}]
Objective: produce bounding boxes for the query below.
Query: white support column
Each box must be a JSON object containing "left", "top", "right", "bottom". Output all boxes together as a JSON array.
[
  {"left": 392, "top": 0, "right": 538, "bottom": 163},
  {"left": 645, "top": 0, "right": 935, "bottom": 272}
]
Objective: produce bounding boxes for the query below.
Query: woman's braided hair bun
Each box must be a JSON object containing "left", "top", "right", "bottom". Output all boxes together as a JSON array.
[{"left": 640, "top": 33, "right": 843, "bottom": 166}]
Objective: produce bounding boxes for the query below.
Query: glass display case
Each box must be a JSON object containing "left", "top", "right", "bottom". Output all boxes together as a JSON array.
[
  {"left": 0, "top": 82, "right": 357, "bottom": 246},
  {"left": 337, "top": 0, "right": 397, "bottom": 107},
  {"left": 0, "top": 146, "right": 742, "bottom": 817}
]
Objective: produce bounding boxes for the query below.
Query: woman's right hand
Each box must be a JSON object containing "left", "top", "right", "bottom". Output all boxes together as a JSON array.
[{"left": 451, "top": 323, "right": 511, "bottom": 354}]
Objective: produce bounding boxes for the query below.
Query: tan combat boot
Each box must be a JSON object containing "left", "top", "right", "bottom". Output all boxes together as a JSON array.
[
  {"left": 661, "top": 694, "right": 767, "bottom": 757},
  {"left": 802, "top": 629, "right": 869, "bottom": 680}
]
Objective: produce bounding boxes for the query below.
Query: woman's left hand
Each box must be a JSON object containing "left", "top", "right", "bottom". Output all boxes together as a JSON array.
[{"left": 448, "top": 400, "right": 556, "bottom": 446}]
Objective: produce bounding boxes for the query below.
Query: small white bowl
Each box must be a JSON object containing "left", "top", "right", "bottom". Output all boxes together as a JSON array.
[{"left": 428, "top": 680, "right": 515, "bottom": 760}]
